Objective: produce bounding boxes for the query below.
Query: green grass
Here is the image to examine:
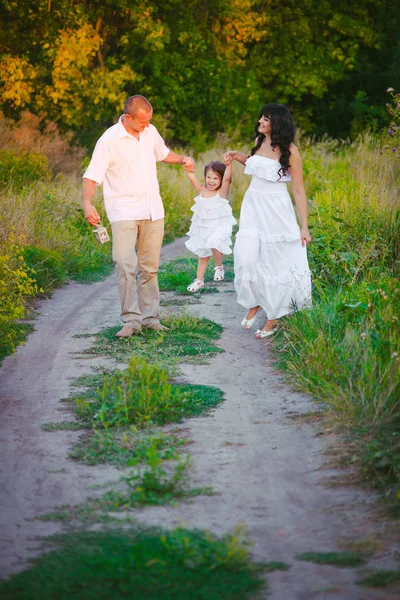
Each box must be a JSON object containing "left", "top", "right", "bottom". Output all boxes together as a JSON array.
[
  {"left": 69, "top": 427, "right": 190, "bottom": 467},
  {"left": 96, "top": 453, "right": 215, "bottom": 509},
  {"left": 0, "top": 322, "right": 34, "bottom": 365},
  {"left": 78, "top": 313, "right": 224, "bottom": 368},
  {"left": 41, "top": 421, "right": 88, "bottom": 432},
  {"left": 73, "top": 357, "right": 225, "bottom": 430},
  {"left": 0, "top": 527, "right": 266, "bottom": 599},
  {"left": 356, "top": 569, "right": 400, "bottom": 587},
  {"left": 296, "top": 551, "right": 369, "bottom": 567},
  {"left": 158, "top": 255, "right": 234, "bottom": 295},
  {"left": 264, "top": 562, "right": 290, "bottom": 572}
]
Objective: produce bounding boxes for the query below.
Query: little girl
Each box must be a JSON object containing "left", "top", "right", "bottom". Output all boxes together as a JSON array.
[{"left": 185, "top": 160, "right": 236, "bottom": 292}]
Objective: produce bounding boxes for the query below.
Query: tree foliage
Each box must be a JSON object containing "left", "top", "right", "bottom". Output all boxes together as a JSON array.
[{"left": 0, "top": 0, "right": 398, "bottom": 148}]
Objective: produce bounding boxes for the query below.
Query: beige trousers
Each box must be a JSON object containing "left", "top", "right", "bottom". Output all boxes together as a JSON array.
[{"left": 111, "top": 219, "right": 164, "bottom": 327}]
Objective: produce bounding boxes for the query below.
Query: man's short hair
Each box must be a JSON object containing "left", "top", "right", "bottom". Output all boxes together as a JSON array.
[{"left": 124, "top": 95, "right": 152, "bottom": 117}]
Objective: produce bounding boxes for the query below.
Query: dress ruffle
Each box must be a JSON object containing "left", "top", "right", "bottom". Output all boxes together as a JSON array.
[
  {"left": 244, "top": 155, "right": 291, "bottom": 182},
  {"left": 185, "top": 193, "right": 236, "bottom": 258}
]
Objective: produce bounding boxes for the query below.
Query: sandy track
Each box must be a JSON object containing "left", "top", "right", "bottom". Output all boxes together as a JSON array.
[{"left": 0, "top": 238, "right": 397, "bottom": 599}]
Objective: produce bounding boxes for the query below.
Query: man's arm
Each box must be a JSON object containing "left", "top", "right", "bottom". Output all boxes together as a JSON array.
[
  {"left": 162, "top": 150, "right": 195, "bottom": 171},
  {"left": 82, "top": 178, "right": 101, "bottom": 226}
]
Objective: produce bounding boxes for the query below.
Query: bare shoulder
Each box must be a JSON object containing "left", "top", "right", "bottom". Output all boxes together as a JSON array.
[{"left": 289, "top": 143, "right": 301, "bottom": 157}]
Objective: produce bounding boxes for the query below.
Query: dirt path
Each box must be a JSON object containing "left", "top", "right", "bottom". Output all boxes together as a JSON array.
[{"left": 0, "top": 238, "right": 397, "bottom": 599}]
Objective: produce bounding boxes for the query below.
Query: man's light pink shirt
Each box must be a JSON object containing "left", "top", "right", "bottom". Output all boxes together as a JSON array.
[{"left": 83, "top": 118, "right": 170, "bottom": 223}]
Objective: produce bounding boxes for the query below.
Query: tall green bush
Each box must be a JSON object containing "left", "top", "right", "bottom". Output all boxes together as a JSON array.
[
  {"left": 0, "top": 233, "right": 40, "bottom": 355},
  {"left": 0, "top": 150, "right": 49, "bottom": 189}
]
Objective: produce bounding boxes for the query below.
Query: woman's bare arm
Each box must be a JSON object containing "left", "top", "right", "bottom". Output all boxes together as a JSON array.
[
  {"left": 288, "top": 145, "right": 311, "bottom": 246},
  {"left": 223, "top": 151, "right": 248, "bottom": 166}
]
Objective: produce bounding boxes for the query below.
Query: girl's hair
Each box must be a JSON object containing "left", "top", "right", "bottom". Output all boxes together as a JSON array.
[
  {"left": 204, "top": 161, "right": 226, "bottom": 189},
  {"left": 250, "top": 103, "right": 295, "bottom": 179}
]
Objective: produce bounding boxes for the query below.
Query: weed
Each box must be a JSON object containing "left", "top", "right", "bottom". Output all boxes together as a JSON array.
[
  {"left": 41, "top": 421, "right": 89, "bottom": 432},
  {"left": 264, "top": 562, "right": 290, "bottom": 572},
  {"left": 78, "top": 313, "right": 223, "bottom": 368},
  {"left": 356, "top": 569, "right": 400, "bottom": 587},
  {"left": 296, "top": 551, "right": 368, "bottom": 567},
  {"left": 0, "top": 527, "right": 266, "bottom": 599},
  {"left": 102, "top": 451, "right": 203, "bottom": 508},
  {"left": 158, "top": 256, "right": 234, "bottom": 295},
  {"left": 0, "top": 322, "right": 34, "bottom": 365},
  {"left": 73, "top": 357, "right": 224, "bottom": 430},
  {"left": 69, "top": 428, "right": 189, "bottom": 467}
]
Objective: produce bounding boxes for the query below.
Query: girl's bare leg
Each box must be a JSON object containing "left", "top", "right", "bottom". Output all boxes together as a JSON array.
[
  {"left": 211, "top": 249, "right": 223, "bottom": 266},
  {"left": 196, "top": 257, "right": 209, "bottom": 280}
]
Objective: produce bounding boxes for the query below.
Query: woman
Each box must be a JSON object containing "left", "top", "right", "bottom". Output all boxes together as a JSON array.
[{"left": 224, "top": 103, "right": 311, "bottom": 338}]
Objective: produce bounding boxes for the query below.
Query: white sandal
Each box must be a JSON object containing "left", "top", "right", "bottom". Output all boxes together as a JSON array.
[
  {"left": 214, "top": 266, "right": 225, "bottom": 281},
  {"left": 255, "top": 324, "right": 278, "bottom": 339},
  {"left": 241, "top": 307, "right": 261, "bottom": 330},
  {"left": 187, "top": 278, "right": 205, "bottom": 293}
]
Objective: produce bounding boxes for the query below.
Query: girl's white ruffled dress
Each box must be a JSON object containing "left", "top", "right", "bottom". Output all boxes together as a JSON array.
[
  {"left": 234, "top": 155, "right": 312, "bottom": 319},
  {"left": 185, "top": 193, "right": 236, "bottom": 258}
]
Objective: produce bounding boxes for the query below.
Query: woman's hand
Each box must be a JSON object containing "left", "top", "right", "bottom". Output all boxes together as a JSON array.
[
  {"left": 300, "top": 227, "right": 311, "bottom": 247},
  {"left": 223, "top": 151, "right": 236, "bottom": 164}
]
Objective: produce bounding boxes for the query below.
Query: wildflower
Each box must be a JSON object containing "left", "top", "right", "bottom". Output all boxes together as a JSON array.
[
  {"left": 392, "top": 147, "right": 397, "bottom": 152},
  {"left": 387, "top": 87, "right": 394, "bottom": 92},
  {"left": 388, "top": 129, "right": 393, "bottom": 135}
]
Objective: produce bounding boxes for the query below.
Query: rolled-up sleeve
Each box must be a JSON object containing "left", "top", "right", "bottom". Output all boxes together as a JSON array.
[
  {"left": 83, "top": 138, "right": 110, "bottom": 184},
  {"left": 154, "top": 130, "right": 170, "bottom": 162}
]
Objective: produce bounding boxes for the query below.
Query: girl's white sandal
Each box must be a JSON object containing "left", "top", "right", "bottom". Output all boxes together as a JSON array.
[
  {"left": 187, "top": 278, "right": 205, "bottom": 293},
  {"left": 213, "top": 266, "right": 225, "bottom": 281}
]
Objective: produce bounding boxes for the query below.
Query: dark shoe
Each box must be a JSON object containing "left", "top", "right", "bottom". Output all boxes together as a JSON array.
[
  {"left": 143, "top": 322, "right": 169, "bottom": 332},
  {"left": 115, "top": 324, "right": 142, "bottom": 338}
]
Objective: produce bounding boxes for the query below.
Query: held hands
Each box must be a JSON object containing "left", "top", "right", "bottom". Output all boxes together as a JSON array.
[
  {"left": 182, "top": 156, "right": 195, "bottom": 172},
  {"left": 223, "top": 151, "right": 235, "bottom": 165},
  {"left": 300, "top": 227, "right": 311, "bottom": 247}
]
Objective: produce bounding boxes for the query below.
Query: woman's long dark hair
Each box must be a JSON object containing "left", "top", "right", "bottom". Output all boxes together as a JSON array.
[{"left": 250, "top": 103, "right": 295, "bottom": 179}]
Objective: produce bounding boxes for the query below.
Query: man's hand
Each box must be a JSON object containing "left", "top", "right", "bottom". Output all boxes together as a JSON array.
[
  {"left": 182, "top": 156, "right": 195, "bottom": 172},
  {"left": 84, "top": 204, "right": 101, "bottom": 226}
]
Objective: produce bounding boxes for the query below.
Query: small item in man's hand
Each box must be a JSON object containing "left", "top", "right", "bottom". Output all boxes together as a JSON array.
[{"left": 93, "top": 222, "right": 110, "bottom": 244}]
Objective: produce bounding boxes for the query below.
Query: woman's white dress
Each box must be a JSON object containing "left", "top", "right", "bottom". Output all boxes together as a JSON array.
[
  {"left": 234, "top": 155, "right": 311, "bottom": 319},
  {"left": 185, "top": 193, "right": 236, "bottom": 258}
]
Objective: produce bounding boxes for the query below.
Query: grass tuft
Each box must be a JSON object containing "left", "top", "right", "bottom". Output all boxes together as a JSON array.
[
  {"left": 356, "top": 569, "right": 400, "bottom": 587},
  {"left": 73, "top": 356, "right": 224, "bottom": 430},
  {"left": 158, "top": 255, "right": 234, "bottom": 295},
  {"left": 296, "top": 551, "right": 368, "bottom": 567},
  {"left": 78, "top": 313, "right": 223, "bottom": 368},
  {"left": 0, "top": 527, "right": 266, "bottom": 599},
  {"left": 69, "top": 428, "right": 190, "bottom": 467}
]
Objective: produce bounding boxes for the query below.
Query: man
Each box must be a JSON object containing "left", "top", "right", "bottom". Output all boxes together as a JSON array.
[{"left": 82, "top": 95, "right": 194, "bottom": 337}]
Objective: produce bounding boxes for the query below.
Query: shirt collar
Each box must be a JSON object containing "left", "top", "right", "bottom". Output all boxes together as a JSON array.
[{"left": 118, "top": 115, "right": 142, "bottom": 141}]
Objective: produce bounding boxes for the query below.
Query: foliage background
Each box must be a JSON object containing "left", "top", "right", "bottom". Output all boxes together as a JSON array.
[{"left": 0, "top": 0, "right": 399, "bottom": 151}]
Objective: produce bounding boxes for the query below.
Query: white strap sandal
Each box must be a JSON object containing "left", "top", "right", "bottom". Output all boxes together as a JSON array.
[
  {"left": 255, "top": 326, "right": 278, "bottom": 339},
  {"left": 187, "top": 278, "right": 205, "bottom": 293},
  {"left": 213, "top": 266, "right": 225, "bottom": 281}
]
